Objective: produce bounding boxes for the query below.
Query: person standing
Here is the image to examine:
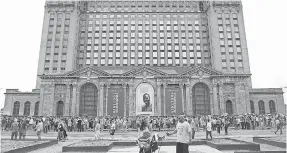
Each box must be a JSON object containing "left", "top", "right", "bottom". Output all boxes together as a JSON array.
[
  {"left": 190, "top": 117, "right": 196, "bottom": 139},
  {"left": 166, "top": 115, "right": 192, "bottom": 153},
  {"left": 11, "top": 119, "right": 19, "bottom": 140},
  {"left": 206, "top": 119, "right": 212, "bottom": 140},
  {"left": 94, "top": 121, "right": 101, "bottom": 141},
  {"left": 35, "top": 119, "right": 43, "bottom": 140},
  {"left": 274, "top": 117, "right": 283, "bottom": 134},
  {"left": 19, "top": 119, "right": 27, "bottom": 140},
  {"left": 110, "top": 120, "right": 116, "bottom": 140},
  {"left": 223, "top": 117, "right": 230, "bottom": 135}
]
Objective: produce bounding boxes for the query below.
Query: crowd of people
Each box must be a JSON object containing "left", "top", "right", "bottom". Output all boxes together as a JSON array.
[{"left": 1, "top": 113, "right": 286, "bottom": 141}]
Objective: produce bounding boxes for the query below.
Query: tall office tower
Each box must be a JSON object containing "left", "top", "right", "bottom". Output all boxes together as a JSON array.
[{"left": 3, "top": 1, "right": 285, "bottom": 117}]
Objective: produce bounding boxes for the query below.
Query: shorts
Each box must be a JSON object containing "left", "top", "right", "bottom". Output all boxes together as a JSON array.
[{"left": 176, "top": 142, "right": 189, "bottom": 153}]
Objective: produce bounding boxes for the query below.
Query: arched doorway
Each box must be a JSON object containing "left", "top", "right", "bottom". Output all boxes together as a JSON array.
[
  {"left": 258, "top": 100, "right": 265, "bottom": 114},
  {"left": 269, "top": 100, "right": 276, "bottom": 114},
  {"left": 226, "top": 100, "right": 233, "bottom": 115},
  {"left": 13, "top": 101, "right": 20, "bottom": 116},
  {"left": 56, "top": 101, "right": 64, "bottom": 116},
  {"left": 80, "top": 83, "right": 98, "bottom": 117},
  {"left": 250, "top": 100, "right": 255, "bottom": 114},
  {"left": 34, "top": 101, "right": 40, "bottom": 116},
  {"left": 24, "top": 101, "right": 31, "bottom": 116},
  {"left": 192, "top": 83, "right": 210, "bottom": 115}
]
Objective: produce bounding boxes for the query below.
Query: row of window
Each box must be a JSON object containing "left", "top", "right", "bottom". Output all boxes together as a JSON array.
[
  {"left": 12, "top": 101, "right": 39, "bottom": 116},
  {"left": 86, "top": 5, "right": 203, "bottom": 12},
  {"left": 250, "top": 100, "right": 276, "bottom": 114},
  {"left": 85, "top": 14, "right": 205, "bottom": 19}
]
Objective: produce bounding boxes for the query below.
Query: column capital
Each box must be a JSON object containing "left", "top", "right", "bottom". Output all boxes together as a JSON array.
[
  {"left": 100, "top": 83, "right": 105, "bottom": 88},
  {"left": 72, "top": 82, "right": 78, "bottom": 87}
]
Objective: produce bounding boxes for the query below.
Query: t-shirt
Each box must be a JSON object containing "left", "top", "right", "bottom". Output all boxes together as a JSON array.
[
  {"left": 176, "top": 121, "right": 191, "bottom": 144},
  {"left": 206, "top": 122, "right": 212, "bottom": 131}
]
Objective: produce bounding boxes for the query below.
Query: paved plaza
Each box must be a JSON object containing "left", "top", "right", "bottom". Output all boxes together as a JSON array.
[{"left": 1, "top": 129, "right": 286, "bottom": 153}]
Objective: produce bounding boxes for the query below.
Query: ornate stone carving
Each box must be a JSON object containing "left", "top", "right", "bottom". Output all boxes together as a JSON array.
[{"left": 223, "top": 84, "right": 235, "bottom": 93}]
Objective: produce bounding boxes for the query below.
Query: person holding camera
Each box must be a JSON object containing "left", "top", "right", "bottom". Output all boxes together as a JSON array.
[{"left": 166, "top": 115, "right": 192, "bottom": 153}]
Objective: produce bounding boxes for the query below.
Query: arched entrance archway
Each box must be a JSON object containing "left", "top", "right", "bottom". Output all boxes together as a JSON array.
[
  {"left": 80, "top": 83, "right": 98, "bottom": 117},
  {"left": 56, "top": 101, "right": 64, "bottom": 116},
  {"left": 192, "top": 83, "right": 210, "bottom": 115}
]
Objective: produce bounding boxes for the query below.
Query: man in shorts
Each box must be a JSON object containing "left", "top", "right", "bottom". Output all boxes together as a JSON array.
[{"left": 167, "top": 115, "right": 192, "bottom": 153}]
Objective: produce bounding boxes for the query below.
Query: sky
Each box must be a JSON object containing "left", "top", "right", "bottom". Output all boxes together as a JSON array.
[{"left": 0, "top": 0, "right": 286, "bottom": 109}]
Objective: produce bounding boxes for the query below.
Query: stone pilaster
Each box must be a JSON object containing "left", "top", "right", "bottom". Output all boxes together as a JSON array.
[
  {"left": 180, "top": 84, "right": 185, "bottom": 114},
  {"left": 50, "top": 83, "right": 55, "bottom": 115},
  {"left": 105, "top": 84, "right": 109, "bottom": 116},
  {"left": 129, "top": 84, "right": 135, "bottom": 116},
  {"left": 156, "top": 83, "right": 161, "bottom": 116},
  {"left": 218, "top": 83, "right": 224, "bottom": 114},
  {"left": 185, "top": 84, "right": 191, "bottom": 116},
  {"left": 123, "top": 84, "right": 127, "bottom": 117},
  {"left": 210, "top": 86, "right": 214, "bottom": 115},
  {"left": 71, "top": 83, "right": 77, "bottom": 116},
  {"left": 163, "top": 84, "right": 167, "bottom": 116},
  {"left": 128, "top": 84, "right": 133, "bottom": 116},
  {"left": 65, "top": 84, "right": 71, "bottom": 116},
  {"left": 212, "top": 84, "right": 219, "bottom": 115},
  {"left": 99, "top": 83, "right": 104, "bottom": 116},
  {"left": 189, "top": 84, "right": 193, "bottom": 116}
]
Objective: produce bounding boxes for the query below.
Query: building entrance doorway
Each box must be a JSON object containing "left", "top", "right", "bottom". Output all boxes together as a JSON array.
[{"left": 79, "top": 83, "right": 98, "bottom": 117}]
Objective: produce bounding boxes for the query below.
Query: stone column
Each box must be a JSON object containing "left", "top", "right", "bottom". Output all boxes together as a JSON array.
[
  {"left": 123, "top": 84, "right": 127, "bottom": 117},
  {"left": 163, "top": 84, "right": 167, "bottom": 116},
  {"left": 185, "top": 84, "right": 191, "bottom": 116},
  {"left": 50, "top": 83, "right": 55, "bottom": 116},
  {"left": 132, "top": 85, "right": 136, "bottom": 116},
  {"left": 218, "top": 83, "right": 224, "bottom": 114},
  {"left": 71, "top": 83, "right": 77, "bottom": 116},
  {"left": 180, "top": 84, "right": 185, "bottom": 114},
  {"left": 157, "top": 83, "right": 161, "bottom": 116},
  {"left": 105, "top": 84, "right": 109, "bottom": 116},
  {"left": 212, "top": 84, "right": 219, "bottom": 115},
  {"left": 189, "top": 84, "right": 193, "bottom": 116},
  {"left": 99, "top": 83, "right": 104, "bottom": 116},
  {"left": 129, "top": 84, "right": 133, "bottom": 116},
  {"left": 65, "top": 84, "right": 71, "bottom": 116},
  {"left": 210, "top": 87, "right": 214, "bottom": 115}
]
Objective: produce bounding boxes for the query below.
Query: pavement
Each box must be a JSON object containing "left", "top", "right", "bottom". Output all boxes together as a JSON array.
[{"left": 0, "top": 128, "right": 286, "bottom": 153}]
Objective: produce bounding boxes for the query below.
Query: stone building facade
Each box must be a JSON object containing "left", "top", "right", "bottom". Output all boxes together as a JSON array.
[{"left": 3, "top": 0, "right": 286, "bottom": 116}]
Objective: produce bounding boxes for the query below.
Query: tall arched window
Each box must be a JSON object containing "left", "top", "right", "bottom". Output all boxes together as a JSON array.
[
  {"left": 13, "top": 101, "right": 20, "bottom": 116},
  {"left": 23, "top": 101, "right": 31, "bottom": 116},
  {"left": 258, "top": 100, "right": 265, "bottom": 114},
  {"left": 34, "top": 101, "right": 40, "bottom": 116},
  {"left": 226, "top": 100, "right": 233, "bottom": 115},
  {"left": 250, "top": 100, "right": 255, "bottom": 114},
  {"left": 269, "top": 100, "right": 276, "bottom": 114},
  {"left": 192, "top": 83, "right": 210, "bottom": 115},
  {"left": 56, "top": 101, "right": 64, "bottom": 116}
]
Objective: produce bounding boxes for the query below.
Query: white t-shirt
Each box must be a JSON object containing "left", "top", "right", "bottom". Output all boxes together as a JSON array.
[
  {"left": 206, "top": 122, "right": 212, "bottom": 131},
  {"left": 176, "top": 121, "right": 191, "bottom": 144}
]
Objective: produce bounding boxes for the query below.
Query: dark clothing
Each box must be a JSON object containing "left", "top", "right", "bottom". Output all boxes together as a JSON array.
[{"left": 176, "top": 142, "right": 189, "bottom": 153}]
